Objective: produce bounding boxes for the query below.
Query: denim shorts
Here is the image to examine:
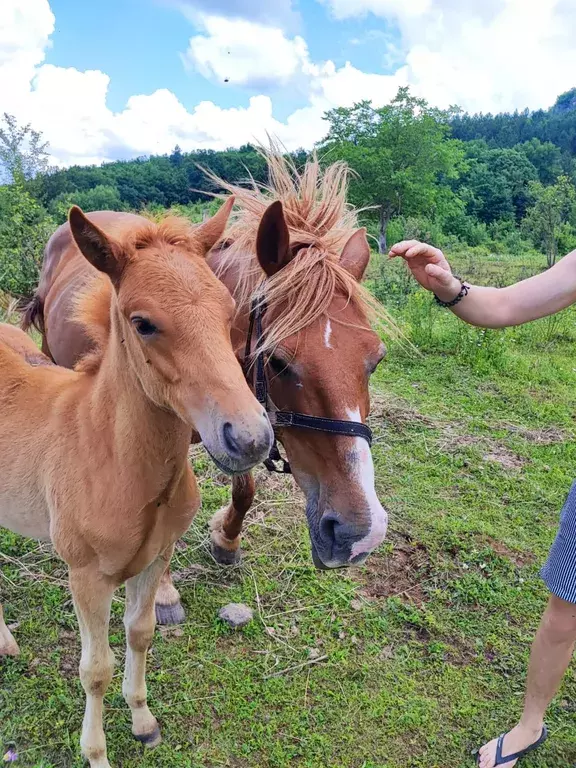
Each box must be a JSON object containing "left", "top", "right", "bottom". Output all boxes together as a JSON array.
[{"left": 541, "top": 481, "right": 576, "bottom": 604}]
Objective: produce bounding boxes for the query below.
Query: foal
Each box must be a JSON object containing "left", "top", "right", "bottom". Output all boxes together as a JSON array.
[{"left": 0, "top": 204, "right": 272, "bottom": 767}]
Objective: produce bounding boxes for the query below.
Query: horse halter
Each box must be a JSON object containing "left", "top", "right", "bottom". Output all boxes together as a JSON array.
[{"left": 243, "top": 294, "right": 373, "bottom": 474}]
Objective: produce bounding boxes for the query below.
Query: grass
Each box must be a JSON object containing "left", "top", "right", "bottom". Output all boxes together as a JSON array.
[{"left": 2, "top": 252, "right": 576, "bottom": 767}]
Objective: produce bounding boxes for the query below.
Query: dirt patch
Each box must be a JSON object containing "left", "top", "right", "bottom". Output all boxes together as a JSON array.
[
  {"left": 369, "top": 392, "right": 436, "bottom": 433},
  {"left": 477, "top": 382, "right": 502, "bottom": 396},
  {"left": 482, "top": 448, "right": 526, "bottom": 470},
  {"left": 443, "top": 635, "right": 478, "bottom": 667},
  {"left": 436, "top": 427, "right": 527, "bottom": 470},
  {"left": 498, "top": 423, "right": 571, "bottom": 445},
  {"left": 355, "top": 532, "right": 431, "bottom": 605},
  {"left": 435, "top": 425, "right": 492, "bottom": 455},
  {"left": 441, "top": 433, "right": 484, "bottom": 451},
  {"left": 475, "top": 535, "right": 535, "bottom": 567},
  {"left": 172, "top": 564, "right": 210, "bottom": 582}
]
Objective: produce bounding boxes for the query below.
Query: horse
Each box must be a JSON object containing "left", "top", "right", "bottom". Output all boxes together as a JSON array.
[
  {"left": 0, "top": 320, "right": 52, "bottom": 366},
  {"left": 2, "top": 203, "right": 272, "bottom": 768},
  {"left": 23, "top": 149, "right": 396, "bottom": 626}
]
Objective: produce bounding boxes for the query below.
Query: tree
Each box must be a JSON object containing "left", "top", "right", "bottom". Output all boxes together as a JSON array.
[
  {"left": 0, "top": 179, "right": 55, "bottom": 297},
  {"left": 0, "top": 113, "right": 52, "bottom": 183},
  {"left": 458, "top": 143, "right": 538, "bottom": 224},
  {"left": 516, "top": 138, "right": 563, "bottom": 185},
  {"left": 320, "top": 88, "right": 465, "bottom": 252},
  {"left": 523, "top": 176, "right": 576, "bottom": 267},
  {"left": 49, "top": 184, "right": 125, "bottom": 224},
  {"left": 170, "top": 145, "right": 184, "bottom": 166}
]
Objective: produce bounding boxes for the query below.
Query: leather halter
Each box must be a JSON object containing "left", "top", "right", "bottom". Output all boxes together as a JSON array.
[{"left": 243, "top": 294, "right": 373, "bottom": 473}]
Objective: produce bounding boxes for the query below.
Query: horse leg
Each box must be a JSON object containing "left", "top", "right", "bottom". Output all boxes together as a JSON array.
[
  {"left": 209, "top": 472, "right": 255, "bottom": 565},
  {"left": 154, "top": 564, "right": 185, "bottom": 626},
  {"left": 0, "top": 602, "right": 20, "bottom": 656},
  {"left": 155, "top": 473, "right": 256, "bottom": 620},
  {"left": 123, "top": 549, "right": 172, "bottom": 748},
  {"left": 69, "top": 567, "right": 116, "bottom": 768}
]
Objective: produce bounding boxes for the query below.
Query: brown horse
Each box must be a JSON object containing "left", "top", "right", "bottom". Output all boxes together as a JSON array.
[
  {"left": 2, "top": 205, "right": 272, "bottom": 767},
  {"left": 154, "top": 154, "right": 397, "bottom": 621},
  {"left": 24, "top": 152, "right": 395, "bottom": 625},
  {"left": 0, "top": 321, "right": 52, "bottom": 366}
]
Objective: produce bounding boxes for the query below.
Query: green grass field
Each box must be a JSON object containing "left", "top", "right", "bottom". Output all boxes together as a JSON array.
[{"left": 1, "top": 252, "right": 576, "bottom": 767}]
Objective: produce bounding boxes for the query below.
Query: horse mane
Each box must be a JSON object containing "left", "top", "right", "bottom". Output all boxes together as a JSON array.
[
  {"left": 205, "top": 142, "right": 398, "bottom": 353},
  {"left": 73, "top": 215, "right": 199, "bottom": 373}
]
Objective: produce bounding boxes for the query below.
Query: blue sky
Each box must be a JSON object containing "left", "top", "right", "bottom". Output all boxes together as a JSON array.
[
  {"left": 3, "top": 0, "right": 575, "bottom": 167},
  {"left": 45, "top": 0, "right": 399, "bottom": 120}
]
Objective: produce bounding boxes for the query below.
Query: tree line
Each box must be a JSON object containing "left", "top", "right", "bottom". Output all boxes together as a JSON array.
[{"left": 1, "top": 86, "right": 576, "bottom": 297}]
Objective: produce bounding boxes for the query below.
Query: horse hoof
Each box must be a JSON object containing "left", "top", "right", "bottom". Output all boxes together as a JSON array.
[
  {"left": 0, "top": 637, "right": 20, "bottom": 656},
  {"left": 155, "top": 601, "right": 185, "bottom": 626},
  {"left": 211, "top": 541, "right": 241, "bottom": 565},
  {"left": 134, "top": 724, "right": 162, "bottom": 749}
]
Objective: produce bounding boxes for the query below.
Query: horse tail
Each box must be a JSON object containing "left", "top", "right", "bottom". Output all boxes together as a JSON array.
[{"left": 21, "top": 293, "right": 45, "bottom": 335}]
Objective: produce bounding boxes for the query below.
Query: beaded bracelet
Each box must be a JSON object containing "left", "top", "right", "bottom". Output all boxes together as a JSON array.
[{"left": 434, "top": 276, "right": 470, "bottom": 308}]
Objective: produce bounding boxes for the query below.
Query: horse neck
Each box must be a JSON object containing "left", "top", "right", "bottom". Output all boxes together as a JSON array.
[
  {"left": 88, "top": 308, "right": 190, "bottom": 469},
  {"left": 208, "top": 248, "right": 252, "bottom": 343}
]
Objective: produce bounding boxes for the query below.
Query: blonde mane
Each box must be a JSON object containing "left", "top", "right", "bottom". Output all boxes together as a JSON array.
[
  {"left": 73, "top": 215, "right": 200, "bottom": 373},
  {"left": 206, "top": 144, "right": 398, "bottom": 353}
]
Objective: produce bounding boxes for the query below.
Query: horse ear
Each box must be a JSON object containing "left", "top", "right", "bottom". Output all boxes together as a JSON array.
[
  {"left": 256, "top": 201, "right": 292, "bottom": 277},
  {"left": 195, "top": 196, "right": 235, "bottom": 253},
  {"left": 69, "top": 206, "right": 125, "bottom": 284},
  {"left": 340, "top": 228, "right": 370, "bottom": 282}
]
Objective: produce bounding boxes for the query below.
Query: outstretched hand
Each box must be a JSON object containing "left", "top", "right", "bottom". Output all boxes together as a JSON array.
[{"left": 388, "top": 240, "right": 460, "bottom": 300}]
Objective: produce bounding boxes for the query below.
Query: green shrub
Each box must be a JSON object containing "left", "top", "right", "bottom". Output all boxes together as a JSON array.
[
  {"left": 49, "top": 184, "right": 124, "bottom": 224},
  {"left": 0, "top": 180, "right": 55, "bottom": 298}
]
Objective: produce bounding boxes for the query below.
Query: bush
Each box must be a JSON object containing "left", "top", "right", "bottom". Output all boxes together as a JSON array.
[
  {"left": 0, "top": 181, "right": 55, "bottom": 297},
  {"left": 49, "top": 184, "right": 125, "bottom": 224},
  {"left": 488, "top": 219, "right": 534, "bottom": 255}
]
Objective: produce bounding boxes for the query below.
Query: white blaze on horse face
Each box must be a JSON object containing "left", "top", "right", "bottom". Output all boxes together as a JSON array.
[
  {"left": 324, "top": 319, "right": 333, "bottom": 349},
  {"left": 346, "top": 407, "right": 388, "bottom": 559}
]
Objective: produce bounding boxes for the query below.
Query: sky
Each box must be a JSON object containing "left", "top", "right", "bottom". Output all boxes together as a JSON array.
[{"left": 1, "top": 0, "right": 576, "bottom": 168}]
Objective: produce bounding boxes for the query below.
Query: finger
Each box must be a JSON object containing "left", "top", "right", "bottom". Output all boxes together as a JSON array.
[
  {"left": 405, "top": 244, "right": 444, "bottom": 261},
  {"left": 388, "top": 239, "right": 421, "bottom": 256},
  {"left": 405, "top": 244, "right": 431, "bottom": 259}
]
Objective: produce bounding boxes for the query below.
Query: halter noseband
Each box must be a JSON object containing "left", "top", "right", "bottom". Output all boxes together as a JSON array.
[{"left": 243, "top": 294, "right": 373, "bottom": 474}]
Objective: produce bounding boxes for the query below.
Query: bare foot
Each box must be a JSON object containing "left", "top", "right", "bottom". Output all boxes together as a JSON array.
[{"left": 478, "top": 723, "right": 544, "bottom": 767}]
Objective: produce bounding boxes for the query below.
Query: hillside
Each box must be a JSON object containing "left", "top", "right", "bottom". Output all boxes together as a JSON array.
[{"left": 2, "top": 87, "right": 576, "bottom": 298}]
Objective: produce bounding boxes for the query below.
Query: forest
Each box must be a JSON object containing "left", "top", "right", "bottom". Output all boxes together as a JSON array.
[{"left": 1, "top": 86, "right": 576, "bottom": 297}]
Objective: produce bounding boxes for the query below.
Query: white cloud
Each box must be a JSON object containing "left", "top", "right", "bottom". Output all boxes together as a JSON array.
[
  {"left": 0, "top": 1, "right": 403, "bottom": 166},
  {"left": 320, "top": 0, "right": 576, "bottom": 113},
  {"left": 2, "top": 0, "right": 576, "bottom": 169},
  {"left": 0, "top": 0, "right": 54, "bottom": 114},
  {"left": 183, "top": 16, "right": 310, "bottom": 88},
  {"left": 311, "top": 61, "right": 406, "bottom": 108}
]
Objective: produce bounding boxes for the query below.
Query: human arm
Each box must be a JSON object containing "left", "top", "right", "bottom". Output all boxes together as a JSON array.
[{"left": 388, "top": 240, "right": 576, "bottom": 328}]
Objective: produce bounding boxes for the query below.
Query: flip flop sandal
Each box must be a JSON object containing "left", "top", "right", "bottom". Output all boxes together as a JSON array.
[{"left": 476, "top": 726, "right": 548, "bottom": 766}]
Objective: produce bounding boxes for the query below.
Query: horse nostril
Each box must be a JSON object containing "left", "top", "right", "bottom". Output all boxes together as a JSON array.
[
  {"left": 320, "top": 512, "right": 340, "bottom": 543},
  {"left": 221, "top": 419, "right": 272, "bottom": 464},
  {"left": 222, "top": 422, "right": 241, "bottom": 457}
]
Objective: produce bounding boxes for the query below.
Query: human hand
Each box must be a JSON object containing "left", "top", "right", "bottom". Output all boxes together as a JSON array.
[{"left": 388, "top": 240, "right": 461, "bottom": 301}]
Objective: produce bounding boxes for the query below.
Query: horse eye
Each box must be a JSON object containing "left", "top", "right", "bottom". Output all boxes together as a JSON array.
[
  {"left": 268, "top": 355, "right": 292, "bottom": 377},
  {"left": 369, "top": 353, "right": 386, "bottom": 375},
  {"left": 131, "top": 316, "right": 158, "bottom": 337}
]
